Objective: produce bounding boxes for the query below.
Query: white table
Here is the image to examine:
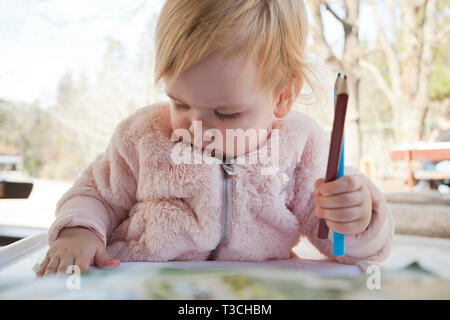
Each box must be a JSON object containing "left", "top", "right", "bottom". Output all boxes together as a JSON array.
[
  {"left": 1, "top": 233, "right": 449, "bottom": 299},
  {"left": 0, "top": 233, "right": 363, "bottom": 282}
]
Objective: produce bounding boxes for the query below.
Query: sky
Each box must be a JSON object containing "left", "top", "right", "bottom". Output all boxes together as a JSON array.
[{"left": 0, "top": 0, "right": 379, "bottom": 107}]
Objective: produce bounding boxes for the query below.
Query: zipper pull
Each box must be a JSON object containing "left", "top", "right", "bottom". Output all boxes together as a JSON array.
[{"left": 221, "top": 163, "right": 236, "bottom": 176}]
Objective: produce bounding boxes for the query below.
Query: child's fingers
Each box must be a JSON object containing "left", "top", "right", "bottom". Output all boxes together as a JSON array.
[
  {"left": 94, "top": 247, "right": 120, "bottom": 269},
  {"left": 74, "top": 256, "right": 92, "bottom": 274},
  {"left": 316, "top": 205, "right": 362, "bottom": 222},
  {"left": 316, "top": 190, "right": 363, "bottom": 209},
  {"left": 325, "top": 218, "right": 365, "bottom": 236},
  {"left": 36, "top": 257, "right": 50, "bottom": 277},
  {"left": 317, "top": 175, "right": 361, "bottom": 196},
  {"left": 56, "top": 256, "right": 75, "bottom": 274},
  {"left": 43, "top": 257, "right": 60, "bottom": 276}
]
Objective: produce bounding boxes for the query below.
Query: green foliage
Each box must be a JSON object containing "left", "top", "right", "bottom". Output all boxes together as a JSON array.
[
  {"left": 0, "top": 100, "right": 50, "bottom": 176},
  {"left": 430, "top": 46, "right": 450, "bottom": 101}
]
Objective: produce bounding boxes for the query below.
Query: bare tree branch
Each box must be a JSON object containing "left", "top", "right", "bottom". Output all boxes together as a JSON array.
[
  {"left": 322, "top": 0, "right": 356, "bottom": 36},
  {"left": 385, "top": 0, "right": 398, "bottom": 45},
  {"left": 359, "top": 59, "right": 397, "bottom": 108},
  {"left": 398, "top": 0, "right": 420, "bottom": 98},
  {"left": 416, "top": 0, "right": 438, "bottom": 111},
  {"left": 367, "top": 0, "right": 402, "bottom": 96},
  {"left": 322, "top": 1, "right": 346, "bottom": 24},
  {"left": 308, "top": 1, "right": 343, "bottom": 70}
]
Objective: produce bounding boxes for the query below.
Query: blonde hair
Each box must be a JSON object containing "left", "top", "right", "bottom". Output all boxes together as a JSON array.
[{"left": 154, "top": 0, "right": 313, "bottom": 99}]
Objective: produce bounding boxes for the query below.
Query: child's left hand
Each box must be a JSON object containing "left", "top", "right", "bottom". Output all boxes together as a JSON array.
[{"left": 313, "top": 174, "right": 372, "bottom": 236}]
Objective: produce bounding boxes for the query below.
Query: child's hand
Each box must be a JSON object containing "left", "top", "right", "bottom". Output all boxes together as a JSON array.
[
  {"left": 313, "top": 175, "right": 372, "bottom": 236},
  {"left": 36, "top": 227, "right": 120, "bottom": 277}
]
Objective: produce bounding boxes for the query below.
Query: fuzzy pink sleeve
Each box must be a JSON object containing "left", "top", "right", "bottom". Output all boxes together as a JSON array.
[
  {"left": 289, "top": 123, "right": 394, "bottom": 264},
  {"left": 47, "top": 119, "right": 138, "bottom": 247}
]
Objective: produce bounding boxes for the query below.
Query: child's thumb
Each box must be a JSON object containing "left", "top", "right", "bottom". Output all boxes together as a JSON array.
[{"left": 94, "top": 247, "right": 120, "bottom": 269}]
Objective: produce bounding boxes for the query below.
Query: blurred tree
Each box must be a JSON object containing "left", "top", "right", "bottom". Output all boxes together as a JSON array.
[
  {"left": 0, "top": 99, "right": 57, "bottom": 177},
  {"left": 0, "top": 3, "right": 164, "bottom": 180},
  {"left": 361, "top": 0, "right": 448, "bottom": 142},
  {"left": 50, "top": 38, "right": 140, "bottom": 174},
  {"left": 0, "top": 37, "right": 145, "bottom": 180},
  {"left": 308, "top": 0, "right": 364, "bottom": 167},
  {"left": 307, "top": 0, "right": 449, "bottom": 168}
]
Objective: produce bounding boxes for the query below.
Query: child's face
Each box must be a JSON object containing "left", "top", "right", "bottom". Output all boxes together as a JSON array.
[{"left": 165, "top": 53, "right": 280, "bottom": 159}]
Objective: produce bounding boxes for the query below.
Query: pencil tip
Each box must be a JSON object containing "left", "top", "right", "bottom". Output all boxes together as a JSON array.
[
  {"left": 334, "top": 73, "right": 341, "bottom": 89},
  {"left": 337, "top": 74, "right": 348, "bottom": 95}
]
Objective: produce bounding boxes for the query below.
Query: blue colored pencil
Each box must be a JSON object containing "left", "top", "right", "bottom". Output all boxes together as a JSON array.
[{"left": 333, "top": 73, "right": 345, "bottom": 256}]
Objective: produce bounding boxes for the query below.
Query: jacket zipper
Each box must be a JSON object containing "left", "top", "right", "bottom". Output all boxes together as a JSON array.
[
  {"left": 220, "top": 163, "right": 235, "bottom": 244},
  {"left": 207, "top": 162, "right": 235, "bottom": 260}
]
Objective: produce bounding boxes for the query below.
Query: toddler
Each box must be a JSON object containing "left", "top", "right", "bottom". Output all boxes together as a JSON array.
[{"left": 37, "top": 0, "right": 394, "bottom": 276}]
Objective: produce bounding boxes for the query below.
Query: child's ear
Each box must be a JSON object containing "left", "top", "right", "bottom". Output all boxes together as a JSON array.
[{"left": 274, "top": 78, "right": 303, "bottom": 118}]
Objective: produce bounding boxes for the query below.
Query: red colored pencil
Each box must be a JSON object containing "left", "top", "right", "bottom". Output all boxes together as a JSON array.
[{"left": 318, "top": 75, "right": 349, "bottom": 239}]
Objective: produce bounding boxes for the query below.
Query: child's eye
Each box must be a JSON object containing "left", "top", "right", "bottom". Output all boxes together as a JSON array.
[
  {"left": 174, "top": 101, "right": 190, "bottom": 111},
  {"left": 215, "top": 111, "right": 241, "bottom": 121}
]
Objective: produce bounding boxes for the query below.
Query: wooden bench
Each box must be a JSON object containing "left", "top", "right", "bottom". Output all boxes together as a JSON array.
[
  {"left": 414, "top": 170, "right": 450, "bottom": 181},
  {"left": 389, "top": 142, "right": 450, "bottom": 190}
]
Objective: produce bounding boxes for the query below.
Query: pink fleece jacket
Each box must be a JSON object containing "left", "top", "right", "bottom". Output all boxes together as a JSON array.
[{"left": 48, "top": 103, "right": 394, "bottom": 264}]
